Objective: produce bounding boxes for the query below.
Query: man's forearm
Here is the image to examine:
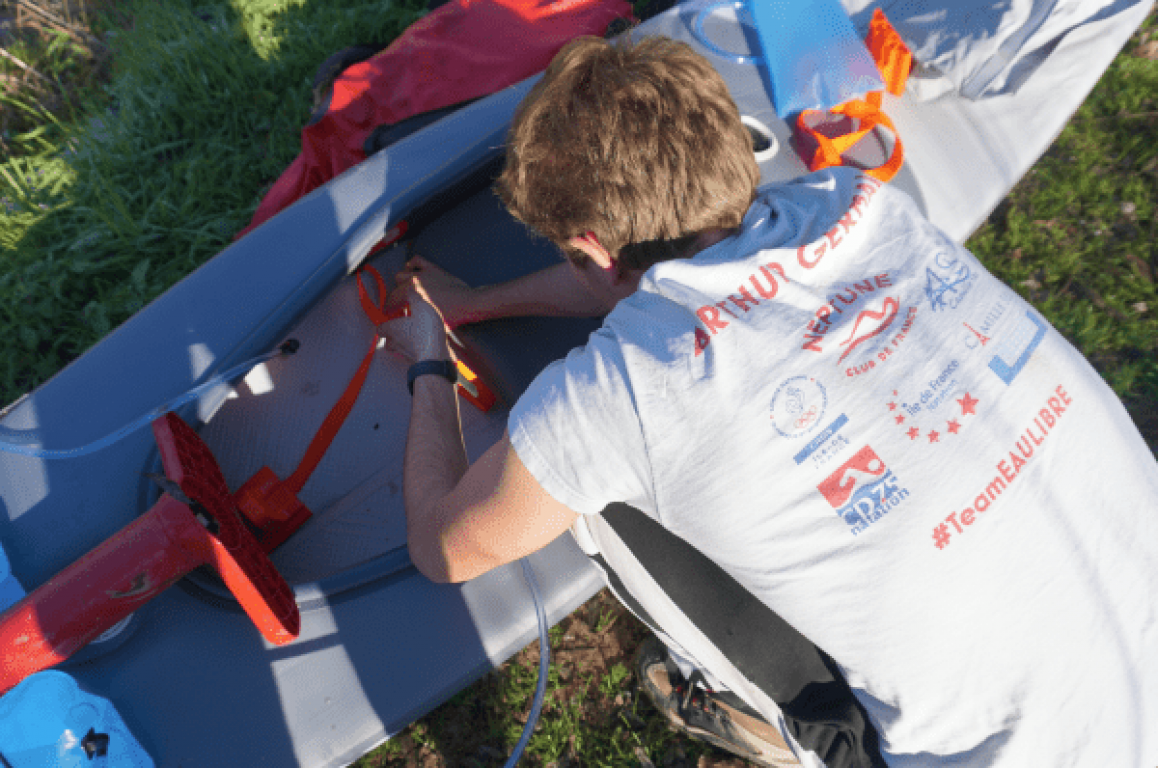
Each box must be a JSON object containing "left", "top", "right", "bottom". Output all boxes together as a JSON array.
[
  {"left": 404, "top": 372, "right": 468, "bottom": 582},
  {"left": 463, "top": 262, "right": 611, "bottom": 323}
]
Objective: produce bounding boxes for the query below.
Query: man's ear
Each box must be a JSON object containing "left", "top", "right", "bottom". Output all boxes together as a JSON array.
[{"left": 567, "top": 233, "right": 615, "bottom": 271}]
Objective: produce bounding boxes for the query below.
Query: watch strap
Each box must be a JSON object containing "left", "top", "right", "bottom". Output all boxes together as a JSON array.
[{"left": 407, "top": 359, "right": 457, "bottom": 395}]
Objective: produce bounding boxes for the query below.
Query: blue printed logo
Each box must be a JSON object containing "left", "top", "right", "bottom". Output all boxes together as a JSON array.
[
  {"left": 925, "top": 251, "right": 975, "bottom": 312},
  {"left": 818, "top": 446, "right": 910, "bottom": 536},
  {"left": 794, "top": 414, "right": 850, "bottom": 466},
  {"left": 988, "top": 311, "right": 1047, "bottom": 385},
  {"left": 770, "top": 376, "right": 827, "bottom": 438}
]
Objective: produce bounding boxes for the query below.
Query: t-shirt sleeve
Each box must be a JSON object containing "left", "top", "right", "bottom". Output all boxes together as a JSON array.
[{"left": 509, "top": 330, "right": 655, "bottom": 516}]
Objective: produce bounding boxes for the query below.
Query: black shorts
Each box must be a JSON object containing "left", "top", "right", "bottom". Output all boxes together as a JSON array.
[{"left": 577, "top": 503, "right": 888, "bottom": 768}]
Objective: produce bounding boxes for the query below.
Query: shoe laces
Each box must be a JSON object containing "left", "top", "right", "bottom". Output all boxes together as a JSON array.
[{"left": 675, "top": 669, "right": 722, "bottom": 719}]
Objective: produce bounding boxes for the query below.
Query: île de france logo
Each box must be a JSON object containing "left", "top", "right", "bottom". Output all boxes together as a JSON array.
[
  {"left": 817, "top": 445, "right": 909, "bottom": 535},
  {"left": 770, "top": 376, "right": 827, "bottom": 438}
]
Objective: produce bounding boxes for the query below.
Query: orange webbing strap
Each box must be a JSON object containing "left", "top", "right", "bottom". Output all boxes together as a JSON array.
[
  {"left": 797, "top": 92, "right": 905, "bottom": 182},
  {"left": 450, "top": 355, "right": 497, "bottom": 412},
  {"left": 283, "top": 267, "right": 404, "bottom": 495},
  {"left": 284, "top": 264, "right": 496, "bottom": 495},
  {"left": 356, "top": 263, "right": 405, "bottom": 326},
  {"left": 283, "top": 334, "right": 379, "bottom": 495},
  {"left": 795, "top": 9, "right": 912, "bottom": 182}
]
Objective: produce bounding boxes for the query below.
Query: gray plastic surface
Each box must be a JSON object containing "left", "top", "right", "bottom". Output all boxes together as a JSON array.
[{"left": 0, "top": 78, "right": 531, "bottom": 588}]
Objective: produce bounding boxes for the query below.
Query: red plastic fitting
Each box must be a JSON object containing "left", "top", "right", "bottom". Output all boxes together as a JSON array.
[{"left": 0, "top": 414, "right": 300, "bottom": 695}]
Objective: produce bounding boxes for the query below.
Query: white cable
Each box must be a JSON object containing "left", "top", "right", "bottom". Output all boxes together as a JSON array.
[
  {"left": 0, "top": 344, "right": 294, "bottom": 459},
  {"left": 504, "top": 557, "right": 550, "bottom": 768}
]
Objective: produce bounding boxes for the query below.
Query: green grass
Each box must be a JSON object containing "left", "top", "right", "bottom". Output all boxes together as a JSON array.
[
  {"left": 962, "top": 10, "right": 1158, "bottom": 432},
  {"left": 0, "top": 0, "right": 426, "bottom": 405}
]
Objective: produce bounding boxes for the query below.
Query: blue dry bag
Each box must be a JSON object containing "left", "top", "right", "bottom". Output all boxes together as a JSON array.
[
  {"left": 0, "top": 671, "right": 154, "bottom": 768},
  {"left": 745, "top": 0, "right": 883, "bottom": 117}
]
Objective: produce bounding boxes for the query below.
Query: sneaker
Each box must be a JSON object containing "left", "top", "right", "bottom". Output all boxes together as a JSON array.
[{"left": 635, "top": 636, "right": 800, "bottom": 767}]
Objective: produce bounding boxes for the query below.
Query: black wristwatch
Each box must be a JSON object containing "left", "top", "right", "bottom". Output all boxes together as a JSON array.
[{"left": 407, "top": 359, "right": 457, "bottom": 395}]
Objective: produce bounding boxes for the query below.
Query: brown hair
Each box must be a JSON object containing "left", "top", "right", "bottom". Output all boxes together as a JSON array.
[{"left": 497, "top": 36, "right": 760, "bottom": 271}]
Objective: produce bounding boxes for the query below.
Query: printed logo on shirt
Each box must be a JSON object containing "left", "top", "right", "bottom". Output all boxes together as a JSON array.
[
  {"left": 884, "top": 361, "right": 981, "bottom": 443},
  {"left": 924, "top": 251, "right": 975, "bottom": 312},
  {"left": 932, "top": 384, "right": 1072, "bottom": 550},
  {"left": 988, "top": 310, "right": 1047, "bottom": 385},
  {"left": 959, "top": 298, "right": 1009, "bottom": 352},
  {"left": 770, "top": 376, "right": 828, "bottom": 438},
  {"left": 818, "top": 445, "right": 909, "bottom": 535},
  {"left": 802, "top": 274, "right": 895, "bottom": 356},
  {"left": 799, "top": 273, "right": 925, "bottom": 379},
  {"left": 844, "top": 304, "right": 919, "bottom": 379},
  {"left": 837, "top": 297, "right": 899, "bottom": 363},
  {"left": 794, "top": 414, "right": 850, "bottom": 466},
  {"left": 692, "top": 175, "right": 887, "bottom": 358}
]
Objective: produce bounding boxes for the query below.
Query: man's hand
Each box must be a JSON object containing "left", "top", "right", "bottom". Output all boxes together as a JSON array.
[
  {"left": 378, "top": 275, "right": 452, "bottom": 362},
  {"left": 384, "top": 261, "right": 583, "bottom": 584},
  {"left": 392, "top": 256, "right": 481, "bottom": 329}
]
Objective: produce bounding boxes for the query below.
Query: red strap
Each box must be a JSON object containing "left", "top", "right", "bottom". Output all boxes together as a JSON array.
[
  {"left": 865, "top": 8, "right": 912, "bottom": 96},
  {"left": 797, "top": 91, "right": 905, "bottom": 182},
  {"left": 362, "top": 263, "right": 497, "bottom": 411},
  {"left": 358, "top": 264, "right": 410, "bottom": 326},
  {"left": 452, "top": 356, "right": 497, "bottom": 412}
]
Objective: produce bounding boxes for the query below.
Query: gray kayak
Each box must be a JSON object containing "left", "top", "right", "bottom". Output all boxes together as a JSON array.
[{"left": 0, "top": 1, "right": 1149, "bottom": 764}]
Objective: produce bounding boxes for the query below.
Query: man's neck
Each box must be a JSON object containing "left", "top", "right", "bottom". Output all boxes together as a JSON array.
[
  {"left": 693, "top": 228, "right": 737, "bottom": 254},
  {"left": 613, "top": 227, "right": 739, "bottom": 299}
]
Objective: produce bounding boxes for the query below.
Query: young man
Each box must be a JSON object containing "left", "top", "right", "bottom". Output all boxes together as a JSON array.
[{"left": 381, "top": 35, "right": 1158, "bottom": 767}]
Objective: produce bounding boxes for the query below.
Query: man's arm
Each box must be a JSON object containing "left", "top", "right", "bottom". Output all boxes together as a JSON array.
[
  {"left": 392, "top": 257, "right": 613, "bottom": 328},
  {"left": 406, "top": 417, "right": 579, "bottom": 583},
  {"left": 384, "top": 278, "right": 579, "bottom": 583}
]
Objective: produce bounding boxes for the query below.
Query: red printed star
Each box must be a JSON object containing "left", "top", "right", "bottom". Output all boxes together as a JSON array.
[
  {"left": 887, "top": 401, "right": 898, "bottom": 411},
  {"left": 892, "top": 390, "right": 898, "bottom": 396},
  {"left": 958, "top": 392, "right": 979, "bottom": 416},
  {"left": 928, "top": 430, "right": 941, "bottom": 443},
  {"left": 946, "top": 419, "right": 961, "bottom": 434},
  {"left": 907, "top": 426, "right": 920, "bottom": 440},
  {"left": 894, "top": 414, "right": 905, "bottom": 425}
]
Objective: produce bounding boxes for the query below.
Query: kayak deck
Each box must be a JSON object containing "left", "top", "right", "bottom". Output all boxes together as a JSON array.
[{"left": 199, "top": 245, "right": 506, "bottom": 584}]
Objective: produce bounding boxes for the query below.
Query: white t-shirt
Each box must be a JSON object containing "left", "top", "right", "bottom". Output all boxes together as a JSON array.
[{"left": 509, "top": 169, "right": 1158, "bottom": 767}]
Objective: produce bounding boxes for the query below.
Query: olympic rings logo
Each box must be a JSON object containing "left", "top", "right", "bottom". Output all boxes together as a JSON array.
[{"left": 793, "top": 406, "right": 819, "bottom": 430}]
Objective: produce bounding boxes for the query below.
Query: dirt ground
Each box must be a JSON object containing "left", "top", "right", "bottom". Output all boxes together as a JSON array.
[{"left": 378, "top": 587, "right": 760, "bottom": 768}]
